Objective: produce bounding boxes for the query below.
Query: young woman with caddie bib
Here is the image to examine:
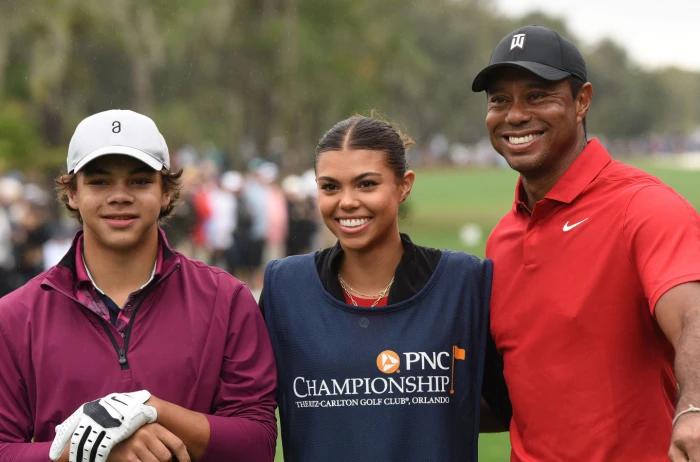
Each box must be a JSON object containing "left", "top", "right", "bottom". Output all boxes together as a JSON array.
[{"left": 261, "top": 115, "right": 510, "bottom": 461}]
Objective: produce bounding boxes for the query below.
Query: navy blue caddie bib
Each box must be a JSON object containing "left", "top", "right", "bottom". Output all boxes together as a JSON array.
[{"left": 263, "top": 251, "right": 492, "bottom": 462}]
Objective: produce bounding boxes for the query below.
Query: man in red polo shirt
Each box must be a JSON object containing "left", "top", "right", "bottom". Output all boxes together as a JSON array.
[{"left": 472, "top": 26, "right": 700, "bottom": 461}]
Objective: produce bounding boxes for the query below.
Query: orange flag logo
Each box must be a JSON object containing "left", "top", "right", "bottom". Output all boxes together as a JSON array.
[{"left": 450, "top": 345, "right": 467, "bottom": 394}]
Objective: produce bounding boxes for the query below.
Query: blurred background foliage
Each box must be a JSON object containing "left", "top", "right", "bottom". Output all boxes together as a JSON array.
[{"left": 1, "top": 0, "right": 700, "bottom": 172}]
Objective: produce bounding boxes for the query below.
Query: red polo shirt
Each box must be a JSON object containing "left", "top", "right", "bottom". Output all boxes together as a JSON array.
[{"left": 486, "top": 139, "right": 700, "bottom": 461}]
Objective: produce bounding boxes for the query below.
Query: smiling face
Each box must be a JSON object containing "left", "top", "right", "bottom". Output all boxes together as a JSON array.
[
  {"left": 485, "top": 67, "right": 592, "bottom": 182},
  {"left": 316, "top": 149, "right": 414, "bottom": 253},
  {"left": 67, "top": 155, "right": 171, "bottom": 253}
]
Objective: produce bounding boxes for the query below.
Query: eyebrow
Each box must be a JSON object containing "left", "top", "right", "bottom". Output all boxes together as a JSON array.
[
  {"left": 83, "top": 165, "right": 156, "bottom": 176},
  {"left": 488, "top": 80, "right": 559, "bottom": 94},
  {"left": 317, "top": 172, "right": 382, "bottom": 182}
]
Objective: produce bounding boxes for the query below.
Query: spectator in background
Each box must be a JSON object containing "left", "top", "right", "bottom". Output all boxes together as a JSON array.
[
  {"left": 240, "top": 160, "right": 272, "bottom": 292},
  {"left": 0, "top": 177, "right": 18, "bottom": 296},
  {"left": 227, "top": 171, "right": 256, "bottom": 281},
  {"left": 205, "top": 170, "right": 239, "bottom": 269},
  {"left": 41, "top": 218, "right": 77, "bottom": 271},
  {"left": 163, "top": 167, "right": 198, "bottom": 254},
  {"left": 259, "top": 161, "right": 287, "bottom": 263},
  {"left": 12, "top": 184, "right": 51, "bottom": 283},
  {"left": 282, "top": 174, "right": 319, "bottom": 256},
  {"left": 190, "top": 168, "right": 213, "bottom": 261}
]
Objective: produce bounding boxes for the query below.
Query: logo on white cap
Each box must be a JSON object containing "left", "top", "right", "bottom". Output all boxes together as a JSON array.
[
  {"left": 510, "top": 33, "right": 526, "bottom": 50},
  {"left": 67, "top": 109, "right": 169, "bottom": 174}
]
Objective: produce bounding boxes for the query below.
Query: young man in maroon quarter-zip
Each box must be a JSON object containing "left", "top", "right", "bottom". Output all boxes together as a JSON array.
[{"left": 0, "top": 109, "right": 277, "bottom": 462}]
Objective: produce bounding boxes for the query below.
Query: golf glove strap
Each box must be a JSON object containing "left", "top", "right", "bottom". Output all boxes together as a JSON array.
[{"left": 49, "top": 390, "right": 157, "bottom": 462}]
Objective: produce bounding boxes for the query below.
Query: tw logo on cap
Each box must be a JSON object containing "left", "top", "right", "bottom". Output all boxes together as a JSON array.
[{"left": 510, "top": 33, "right": 526, "bottom": 50}]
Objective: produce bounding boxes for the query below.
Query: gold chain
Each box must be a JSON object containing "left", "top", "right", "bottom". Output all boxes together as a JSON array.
[{"left": 338, "top": 274, "right": 394, "bottom": 308}]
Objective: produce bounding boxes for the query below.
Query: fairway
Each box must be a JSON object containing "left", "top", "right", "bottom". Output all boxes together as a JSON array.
[
  {"left": 402, "top": 159, "right": 700, "bottom": 257},
  {"left": 274, "top": 158, "right": 699, "bottom": 461}
]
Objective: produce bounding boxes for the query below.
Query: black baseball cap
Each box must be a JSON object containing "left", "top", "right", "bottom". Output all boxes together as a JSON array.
[{"left": 472, "top": 25, "right": 587, "bottom": 92}]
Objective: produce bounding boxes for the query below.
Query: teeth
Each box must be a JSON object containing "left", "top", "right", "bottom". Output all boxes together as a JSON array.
[
  {"left": 339, "top": 218, "right": 369, "bottom": 227},
  {"left": 508, "top": 134, "right": 537, "bottom": 145}
]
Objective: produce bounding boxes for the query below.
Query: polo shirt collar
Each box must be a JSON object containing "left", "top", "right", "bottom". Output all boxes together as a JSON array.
[
  {"left": 544, "top": 138, "right": 611, "bottom": 204},
  {"left": 74, "top": 232, "right": 165, "bottom": 289},
  {"left": 512, "top": 138, "right": 611, "bottom": 211}
]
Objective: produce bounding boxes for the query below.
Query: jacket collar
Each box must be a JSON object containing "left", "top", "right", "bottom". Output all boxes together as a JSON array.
[{"left": 45, "top": 227, "right": 178, "bottom": 294}]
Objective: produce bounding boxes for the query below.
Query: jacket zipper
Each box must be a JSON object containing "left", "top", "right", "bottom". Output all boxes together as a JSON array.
[
  {"left": 43, "top": 261, "right": 180, "bottom": 371},
  {"left": 98, "top": 302, "right": 143, "bottom": 370},
  {"left": 95, "top": 263, "right": 179, "bottom": 369}
]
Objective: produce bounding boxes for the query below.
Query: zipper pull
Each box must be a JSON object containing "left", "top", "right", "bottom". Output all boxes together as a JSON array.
[{"left": 118, "top": 349, "right": 128, "bottom": 368}]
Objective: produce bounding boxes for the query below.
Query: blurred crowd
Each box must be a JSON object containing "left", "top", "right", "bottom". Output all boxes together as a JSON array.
[
  {"left": 4, "top": 131, "right": 694, "bottom": 298},
  {"left": 0, "top": 147, "right": 326, "bottom": 297},
  {"left": 0, "top": 175, "right": 71, "bottom": 295},
  {"left": 165, "top": 152, "right": 325, "bottom": 292}
]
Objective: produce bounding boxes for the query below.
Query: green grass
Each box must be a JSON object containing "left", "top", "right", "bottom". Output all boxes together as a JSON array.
[
  {"left": 401, "top": 167, "right": 519, "bottom": 257},
  {"left": 273, "top": 158, "right": 699, "bottom": 461},
  {"left": 401, "top": 159, "right": 700, "bottom": 258}
]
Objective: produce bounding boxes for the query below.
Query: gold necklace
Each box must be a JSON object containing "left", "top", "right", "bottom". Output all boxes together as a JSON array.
[{"left": 338, "top": 274, "right": 395, "bottom": 308}]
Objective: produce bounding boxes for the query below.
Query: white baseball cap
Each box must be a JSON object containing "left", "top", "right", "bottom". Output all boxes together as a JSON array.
[{"left": 67, "top": 109, "right": 170, "bottom": 173}]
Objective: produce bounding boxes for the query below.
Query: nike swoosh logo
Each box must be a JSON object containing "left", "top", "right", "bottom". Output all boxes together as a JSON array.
[
  {"left": 111, "top": 396, "right": 128, "bottom": 405},
  {"left": 562, "top": 218, "right": 589, "bottom": 232}
]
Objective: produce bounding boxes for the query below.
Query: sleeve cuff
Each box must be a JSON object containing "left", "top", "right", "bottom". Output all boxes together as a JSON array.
[{"left": 199, "top": 414, "right": 276, "bottom": 462}]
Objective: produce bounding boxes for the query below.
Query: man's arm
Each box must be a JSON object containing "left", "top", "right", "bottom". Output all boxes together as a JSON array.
[
  {"left": 621, "top": 184, "right": 700, "bottom": 460},
  {"left": 191, "top": 282, "right": 277, "bottom": 461},
  {"left": 0, "top": 441, "right": 53, "bottom": 462},
  {"left": 480, "top": 332, "right": 511, "bottom": 432},
  {"left": 0, "top": 311, "right": 55, "bottom": 462},
  {"left": 109, "top": 283, "right": 276, "bottom": 462},
  {"left": 53, "top": 421, "right": 190, "bottom": 462},
  {"left": 655, "top": 281, "right": 700, "bottom": 461},
  {"left": 145, "top": 397, "right": 209, "bottom": 458}
]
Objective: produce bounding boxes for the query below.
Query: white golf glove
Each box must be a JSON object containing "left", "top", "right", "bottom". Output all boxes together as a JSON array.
[{"left": 49, "top": 390, "right": 157, "bottom": 462}]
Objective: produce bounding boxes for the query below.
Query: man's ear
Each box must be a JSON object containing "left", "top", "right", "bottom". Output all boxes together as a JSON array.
[
  {"left": 160, "top": 190, "right": 172, "bottom": 212},
  {"left": 576, "top": 82, "right": 593, "bottom": 123},
  {"left": 67, "top": 185, "right": 79, "bottom": 210}
]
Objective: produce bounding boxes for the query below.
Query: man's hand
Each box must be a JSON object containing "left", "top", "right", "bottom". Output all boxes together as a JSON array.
[
  {"left": 49, "top": 390, "right": 157, "bottom": 462},
  {"left": 107, "top": 423, "right": 190, "bottom": 462},
  {"left": 669, "top": 412, "right": 700, "bottom": 461},
  {"left": 656, "top": 283, "right": 700, "bottom": 462}
]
